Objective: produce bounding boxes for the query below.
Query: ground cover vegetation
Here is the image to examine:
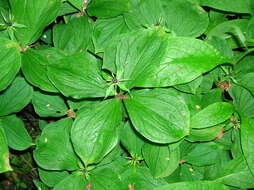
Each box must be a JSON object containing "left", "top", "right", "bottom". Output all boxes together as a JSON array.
[{"left": 0, "top": 0, "right": 254, "bottom": 189}]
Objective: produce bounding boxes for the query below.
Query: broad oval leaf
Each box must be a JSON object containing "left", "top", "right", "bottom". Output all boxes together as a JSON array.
[
  {"left": 93, "top": 16, "right": 130, "bottom": 53},
  {"left": 0, "top": 127, "right": 12, "bottom": 173},
  {"left": 38, "top": 168, "right": 69, "bottom": 187},
  {"left": 107, "top": 28, "right": 227, "bottom": 89},
  {"left": 229, "top": 84, "right": 254, "bottom": 118},
  {"left": 47, "top": 52, "right": 109, "bottom": 99},
  {"left": 71, "top": 99, "right": 122, "bottom": 165},
  {"left": 154, "top": 180, "right": 230, "bottom": 190},
  {"left": 0, "top": 77, "right": 33, "bottom": 116},
  {"left": 0, "top": 38, "right": 21, "bottom": 91},
  {"left": 120, "top": 121, "right": 145, "bottom": 158},
  {"left": 142, "top": 37, "right": 228, "bottom": 87},
  {"left": 53, "top": 171, "right": 87, "bottom": 190},
  {"left": 183, "top": 142, "right": 225, "bottom": 166},
  {"left": 87, "top": 0, "right": 131, "bottom": 18},
  {"left": 0, "top": 115, "right": 33, "bottom": 151},
  {"left": 240, "top": 116, "right": 254, "bottom": 176},
  {"left": 9, "top": 0, "right": 62, "bottom": 46},
  {"left": 124, "top": 0, "right": 208, "bottom": 37},
  {"left": 215, "top": 156, "right": 254, "bottom": 189},
  {"left": 89, "top": 167, "right": 122, "bottom": 190},
  {"left": 32, "top": 90, "right": 68, "bottom": 117},
  {"left": 207, "top": 19, "right": 250, "bottom": 49},
  {"left": 33, "top": 118, "right": 80, "bottom": 171},
  {"left": 161, "top": 0, "right": 209, "bottom": 37},
  {"left": 142, "top": 143, "right": 180, "bottom": 178},
  {"left": 68, "top": 0, "right": 83, "bottom": 10},
  {"left": 186, "top": 125, "right": 224, "bottom": 142},
  {"left": 174, "top": 76, "right": 203, "bottom": 94},
  {"left": 190, "top": 102, "right": 233, "bottom": 129},
  {"left": 53, "top": 16, "right": 93, "bottom": 54},
  {"left": 124, "top": 88, "right": 190, "bottom": 143},
  {"left": 34, "top": 180, "right": 50, "bottom": 190},
  {"left": 21, "top": 47, "right": 65, "bottom": 93},
  {"left": 200, "top": 0, "right": 252, "bottom": 14},
  {"left": 120, "top": 166, "right": 167, "bottom": 190}
]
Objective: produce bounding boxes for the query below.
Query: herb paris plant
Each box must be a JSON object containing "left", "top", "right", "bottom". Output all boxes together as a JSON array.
[{"left": 1, "top": 0, "right": 254, "bottom": 189}]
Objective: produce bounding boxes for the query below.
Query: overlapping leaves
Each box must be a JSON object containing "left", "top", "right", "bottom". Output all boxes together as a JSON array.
[{"left": 1, "top": 0, "right": 254, "bottom": 189}]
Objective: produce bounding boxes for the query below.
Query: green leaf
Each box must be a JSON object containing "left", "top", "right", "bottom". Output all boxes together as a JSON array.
[
  {"left": 93, "top": 16, "right": 130, "bottom": 53},
  {"left": 200, "top": 0, "right": 252, "bottom": 14},
  {"left": 190, "top": 102, "right": 233, "bottom": 129},
  {"left": 124, "top": 0, "right": 166, "bottom": 30},
  {"left": 207, "top": 19, "right": 250, "bottom": 49},
  {"left": 0, "top": 0, "right": 9, "bottom": 10},
  {"left": 124, "top": 88, "right": 190, "bottom": 143},
  {"left": 53, "top": 16, "right": 93, "bottom": 54},
  {"left": 87, "top": 0, "right": 131, "bottom": 18},
  {"left": 9, "top": 0, "right": 62, "bottom": 46},
  {"left": 32, "top": 90, "right": 68, "bottom": 117},
  {"left": 21, "top": 47, "right": 65, "bottom": 93},
  {"left": 67, "top": 98, "right": 99, "bottom": 113},
  {"left": 0, "top": 76, "right": 33, "bottom": 116},
  {"left": 161, "top": 0, "right": 209, "bottom": 37},
  {"left": 53, "top": 171, "right": 87, "bottom": 190},
  {"left": 234, "top": 55, "right": 254, "bottom": 94},
  {"left": 40, "top": 28, "right": 53, "bottom": 44},
  {"left": 142, "top": 37, "right": 228, "bottom": 87},
  {"left": 183, "top": 142, "right": 225, "bottom": 166},
  {"left": 38, "top": 168, "right": 69, "bottom": 187},
  {"left": 47, "top": 52, "right": 109, "bottom": 99},
  {"left": 58, "top": 1, "right": 79, "bottom": 16},
  {"left": 120, "top": 121, "right": 145, "bottom": 158},
  {"left": 179, "top": 164, "right": 205, "bottom": 182},
  {"left": 153, "top": 180, "right": 230, "bottom": 190},
  {"left": 207, "top": 36, "right": 233, "bottom": 59},
  {"left": 142, "top": 143, "right": 180, "bottom": 178},
  {"left": 124, "top": 0, "right": 208, "bottom": 37},
  {"left": 174, "top": 76, "right": 203, "bottom": 94},
  {"left": 186, "top": 125, "right": 224, "bottom": 142},
  {"left": 33, "top": 180, "right": 49, "bottom": 190},
  {"left": 71, "top": 99, "right": 122, "bottom": 165},
  {"left": 229, "top": 84, "right": 254, "bottom": 118},
  {"left": 109, "top": 28, "right": 227, "bottom": 89},
  {"left": 215, "top": 156, "right": 254, "bottom": 189},
  {"left": 0, "top": 38, "right": 21, "bottom": 91},
  {"left": 68, "top": 0, "right": 83, "bottom": 10},
  {"left": 240, "top": 116, "right": 254, "bottom": 176},
  {"left": 236, "top": 73, "right": 254, "bottom": 95},
  {"left": 89, "top": 167, "right": 122, "bottom": 190},
  {"left": 0, "top": 115, "right": 33, "bottom": 151},
  {"left": 34, "top": 118, "right": 80, "bottom": 171},
  {"left": 0, "top": 126, "right": 12, "bottom": 173},
  {"left": 121, "top": 166, "right": 167, "bottom": 190}
]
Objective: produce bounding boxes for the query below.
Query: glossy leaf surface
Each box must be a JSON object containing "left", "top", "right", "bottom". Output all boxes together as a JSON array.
[
  {"left": 0, "top": 115, "right": 33, "bottom": 151},
  {"left": 21, "top": 48, "right": 65, "bottom": 92},
  {"left": 9, "top": 0, "right": 61, "bottom": 45},
  {"left": 190, "top": 102, "right": 233, "bottom": 129},
  {"left": 87, "top": 0, "right": 130, "bottom": 18},
  {"left": 0, "top": 77, "right": 33, "bottom": 116},
  {"left": 48, "top": 53, "right": 108, "bottom": 99},
  {"left": 71, "top": 99, "right": 122, "bottom": 165},
  {"left": 0, "top": 127, "right": 11, "bottom": 173},
  {"left": 154, "top": 180, "right": 230, "bottom": 190},
  {"left": 53, "top": 16, "right": 93, "bottom": 54},
  {"left": 0, "top": 38, "right": 21, "bottom": 91},
  {"left": 32, "top": 90, "right": 67, "bottom": 117},
  {"left": 124, "top": 88, "right": 190, "bottom": 143},
  {"left": 142, "top": 143, "right": 180, "bottom": 178},
  {"left": 34, "top": 118, "right": 79, "bottom": 170}
]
